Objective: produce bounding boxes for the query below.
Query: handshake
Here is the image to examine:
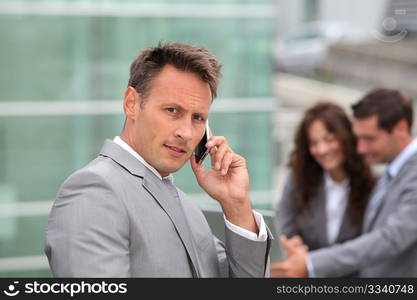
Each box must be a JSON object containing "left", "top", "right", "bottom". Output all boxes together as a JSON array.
[{"left": 270, "top": 235, "right": 309, "bottom": 278}]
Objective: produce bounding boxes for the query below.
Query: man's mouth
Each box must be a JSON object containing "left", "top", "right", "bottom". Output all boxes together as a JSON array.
[{"left": 164, "top": 144, "right": 187, "bottom": 157}]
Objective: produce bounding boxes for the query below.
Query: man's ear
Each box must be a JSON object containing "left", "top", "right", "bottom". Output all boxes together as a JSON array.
[
  {"left": 123, "top": 87, "right": 140, "bottom": 120},
  {"left": 392, "top": 119, "right": 409, "bottom": 136}
]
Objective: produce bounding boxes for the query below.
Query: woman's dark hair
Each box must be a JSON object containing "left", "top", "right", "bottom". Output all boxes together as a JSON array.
[{"left": 289, "top": 102, "right": 375, "bottom": 225}]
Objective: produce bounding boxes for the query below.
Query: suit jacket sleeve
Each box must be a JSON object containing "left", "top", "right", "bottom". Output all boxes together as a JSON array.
[
  {"left": 45, "top": 169, "right": 131, "bottom": 277},
  {"left": 214, "top": 227, "right": 272, "bottom": 277},
  {"left": 309, "top": 173, "right": 417, "bottom": 277}
]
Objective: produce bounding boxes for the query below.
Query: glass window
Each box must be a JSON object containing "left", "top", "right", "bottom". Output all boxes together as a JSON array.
[{"left": 0, "top": 0, "right": 275, "bottom": 276}]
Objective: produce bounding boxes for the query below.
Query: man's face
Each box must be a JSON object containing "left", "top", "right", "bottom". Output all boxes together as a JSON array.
[
  {"left": 353, "top": 115, "right": 397, "bottom": 164},
  {"left": 126, "top": 65, "right": 211, "bottom": 177}
]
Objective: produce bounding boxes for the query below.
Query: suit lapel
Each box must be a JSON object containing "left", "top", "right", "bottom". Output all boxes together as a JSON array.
[
  {"left": 99, "top": 139, "right": 201, "bottom": 276},
  {"left": 99, "top": 139, "right": 146, "bottom": 178},
  {"left": 336, "top": 210, "right": 357, "bottom": 242},
  {"left": 314, "top": 183, "right": 329, "bottom": 246},
  {"left": 142, "top": 176, "right": 201, "bottom": 277},
  {"left": 367, "top": 152, "right": 417, "bottom": 231},
  {"left": 366, "top": 170, "right": 397, "bottom": 231}
]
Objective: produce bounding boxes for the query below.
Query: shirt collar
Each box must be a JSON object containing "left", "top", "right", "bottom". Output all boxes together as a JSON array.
[
  {"left": 388, "top": 137, "right": 417, "bottom": 178},
  {"left": 113, "top": 136, "right": 173, "bottom": 182},
  {"left": 324, "top": 171, "right": 349, "bottom": 189}
]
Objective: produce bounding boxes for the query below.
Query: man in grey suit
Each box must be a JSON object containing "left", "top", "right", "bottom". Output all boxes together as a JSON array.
[
  {"left": 273, "top": 88, "right": 417, "bottom": 277},
  {"left": 45, "top": 42, "right": 271, "bottom": 277}
]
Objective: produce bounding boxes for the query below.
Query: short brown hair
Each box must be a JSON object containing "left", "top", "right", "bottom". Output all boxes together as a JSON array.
[
  {"left": 352, "top": 88, "right": 413, "bottom": 133},
  {"left": 128, "top": 42, "right": 222, "bottom": 105}
]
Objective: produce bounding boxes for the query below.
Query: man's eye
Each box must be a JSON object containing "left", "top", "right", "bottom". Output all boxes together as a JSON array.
[
  {"left": 193, "top": 114, "right": 205, "bottom": 121},
  {"left": 166, "top": 108, "right": 177, "bottom": 113}
]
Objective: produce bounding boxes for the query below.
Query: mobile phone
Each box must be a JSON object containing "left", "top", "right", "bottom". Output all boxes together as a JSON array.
[{"left": 195, "top": 120, "right": 212, "bottom": 164}]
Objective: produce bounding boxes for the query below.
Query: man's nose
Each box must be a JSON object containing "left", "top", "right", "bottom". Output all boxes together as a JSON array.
[
  {"left": 357, "top": 139, "right": 367, "bottom": 155},
  {"left": 174, "top": 118, "right": 193, "bottom": 141}
]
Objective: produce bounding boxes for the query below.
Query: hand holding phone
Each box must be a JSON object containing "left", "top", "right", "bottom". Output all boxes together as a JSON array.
[{"left": 190, "top": 132, "right": 255, "bottom": 234}]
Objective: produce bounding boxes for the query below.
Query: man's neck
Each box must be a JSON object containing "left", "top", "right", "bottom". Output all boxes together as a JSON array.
[
  {"left": 120, "top": 132, "right": 135, "bottom": 152},
  {"left": 392, "top": 135, "right": 413, "bottom": 162},
  {"left": 114, "top": 135, "right": 170, "bottom": 180}
]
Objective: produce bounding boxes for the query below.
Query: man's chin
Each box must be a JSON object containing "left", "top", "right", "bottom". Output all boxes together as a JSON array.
[
  {"left": 366, "top": 155, "right": 381, "bottom": 164},
  {"left": 156, "top": 162, "right": 187, "bottom": 176}
]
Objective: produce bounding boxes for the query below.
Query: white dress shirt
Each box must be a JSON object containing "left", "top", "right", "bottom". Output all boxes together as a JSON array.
[
  {"left": 113, "top": 136, "right": 267, "bottom": 242},
  {"left": 324, "top": 172, "right": 349, "bottom": 244},
  {"left": 307, "top": 172, "right": 349, "bottom": 277}
]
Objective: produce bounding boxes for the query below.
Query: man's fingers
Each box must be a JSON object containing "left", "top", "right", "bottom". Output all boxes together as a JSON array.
[
  {"left": 210, "top": 143, "right": 230, "bottom": 170},
  {"left": 220, "top": 152, "right": 234, "bottom": 175},
  {"left": 270, "top": 261, "right": 287, "bottom": 271},
  {"left": 280, "top": 234, "right": 301, "bottom": 256},
  {"left": 206, "top": 136, "right": 227, "bottom": 148},
  {"left": 190, "top": 153, "right": 206, "bottom": 180},
  {"left": 206, "top": 136, "right": 235, "bottom": 175},
  {"left": 270, "top": 261, "right": 290, "bottom": 278},
  {"left": 280, "top": 235, "right": 293, "bottom": 256},
  {"left": 290, "top": 235, "right": 304, "bottom": 247}
]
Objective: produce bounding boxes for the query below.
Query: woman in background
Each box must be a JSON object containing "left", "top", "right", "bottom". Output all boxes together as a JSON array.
[{"left": 271, "top": 102, "right": 375, "bottom": 277}]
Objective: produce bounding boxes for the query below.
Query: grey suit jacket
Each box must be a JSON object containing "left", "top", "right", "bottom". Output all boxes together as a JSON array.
[
  {"left": 276, "top": 174, "right": 361, "bottom": 252},
  {"left": 45, "top": 140, "right": 271, "bottom": 277},
  {"left": 309, "top": 152, "right": 417, "bottom": 277}
]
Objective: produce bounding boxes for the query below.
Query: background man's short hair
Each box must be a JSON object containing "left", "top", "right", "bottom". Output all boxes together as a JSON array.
[
  {"left": 352, "top": 88, "right": 413, "bottom": 132},
  {"left": 128, "top": 42, "right": 222, "bottom": 105}
]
